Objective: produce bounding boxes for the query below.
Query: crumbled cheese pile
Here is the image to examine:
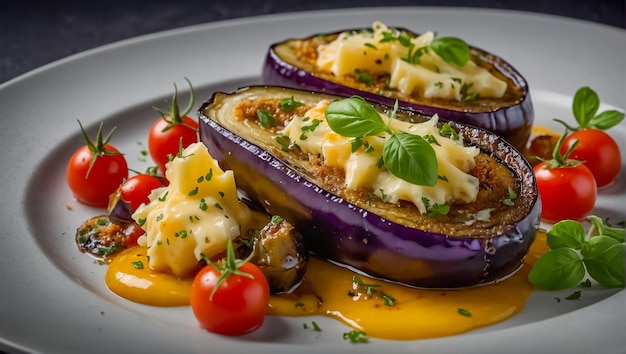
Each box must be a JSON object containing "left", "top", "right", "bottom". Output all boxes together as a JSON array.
[
  {"left": 316, "top": 21, "right": 506, "bottom": 101},
  {"left": 132, "top": 142, "right": 252, "bottom": 277},
  {"left": 282, "top": 101, "right": 480, "bottom": 213}
]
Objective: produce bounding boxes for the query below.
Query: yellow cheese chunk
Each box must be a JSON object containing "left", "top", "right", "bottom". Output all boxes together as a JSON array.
[{"left": 132, "top": 142, "right": 252, "bottom": 278}]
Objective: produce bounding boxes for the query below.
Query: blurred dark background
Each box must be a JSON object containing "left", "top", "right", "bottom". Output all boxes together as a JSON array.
[{"left": 1, "top": 0, "right": 624, "bottom": 84}]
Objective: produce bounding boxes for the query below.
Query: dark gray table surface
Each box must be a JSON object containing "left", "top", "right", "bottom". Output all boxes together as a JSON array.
[{"left": 2, "top": 0, "right": 625, "bottom": 85}]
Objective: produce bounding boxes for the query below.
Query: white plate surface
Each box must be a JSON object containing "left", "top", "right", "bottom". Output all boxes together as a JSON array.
[{"left": 1, "top": 7, "right": 625, "bottom": 354}]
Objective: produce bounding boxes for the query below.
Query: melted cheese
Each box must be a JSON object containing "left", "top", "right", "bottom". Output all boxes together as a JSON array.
[
  {"left": 316, "top": 21, "right": 507, "bottom": 101},
  {"left": 282, "top": 101, "right": 480, "bottom": 213},
  {"left": 132, "top": 142, "right": 252, "bottom": 278}
]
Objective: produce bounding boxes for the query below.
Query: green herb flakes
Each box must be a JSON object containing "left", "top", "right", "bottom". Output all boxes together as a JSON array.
[
  {"left": 343, "top": 330, "right": 369, "bottom": 343},
  {"left": 280, "top": 96, "right": 304, "bottom": 112},
  {"left": 457, "top": 308, "right": 472, "bottom": 317},
  {"left": 257, "top": 109, "right": 277, "bottom": 128}
]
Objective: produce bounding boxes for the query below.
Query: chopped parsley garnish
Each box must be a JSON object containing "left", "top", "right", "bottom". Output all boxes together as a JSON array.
[
  {"left": 174, "top": 230, "right": 188, "bottom": 239},
  {"left": 280, "top": 96, "right": 304, "bottom": 112},
  {"left": 353, "top": 275, "right": 380, "bottom": 296},
  {"left": 343, "top": 330, "right": 369, "bottom": 343},
  {"left": 457, "top": 308, "right": 472, "bottom": 317},
  {"left": 422, "top": 197, "right": 450, "bottom": 217},
  {"left": 355, "top": 68, "right": 374, "bottom": 86},
  {"left": 305, "top": 321, "right": 322, "bottom": 331},
  {"left": 439, "top": 123, "right": 459, "bottom": 140},
  {"left": 276, "top": 135, "right": 292, "bottom": 152},
  {"left": 502, "top": 186, "right": 517, "bottom": 206},
  {"left": 131, "top": 260, "right": 144, "bottom": 269},
  {"left": 256, "top": 109, "right": 277, "bottom": 128},
  {"left": 566, "top": 291, "right": 582, "bottom": 300}
]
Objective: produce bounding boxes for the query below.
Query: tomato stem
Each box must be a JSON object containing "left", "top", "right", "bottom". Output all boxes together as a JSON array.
[
  {"left": 553, "top": 118, "right": 578, "bottom": 132},
  {"left": 153, "top": 77, "right": 198, "bottom": 133},
  {"left": 535, "top": 128, "right": 583, "bottom": 170},
  {"left": 77, "top": 120, "right": 123, "bottom": 178},
  {"left": 201, "top": 239, "right": 255, "bottom": 301}
]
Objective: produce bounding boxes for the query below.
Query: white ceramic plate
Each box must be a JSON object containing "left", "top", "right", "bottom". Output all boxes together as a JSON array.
[{"left": 1, "top": 7, "right": 624, "bottom": 354}]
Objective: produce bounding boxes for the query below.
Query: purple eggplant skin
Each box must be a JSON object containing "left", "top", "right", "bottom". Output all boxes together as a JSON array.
[
  {"left": 107, "top": 188, "right": 134, "bottom": 223},
  {"left": 198, "top": 86, "right": 541, "bottom": 289},
  {"left": 261, "top": 29, "right": 534, "bottom": 151}
]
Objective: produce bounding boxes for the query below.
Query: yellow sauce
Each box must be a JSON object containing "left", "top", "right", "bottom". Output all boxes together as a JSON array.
[
  {"left": 105, "top": 233, "right": 548, "bottom": 340},
  {"left": 105, "top": 247, "right": 193, "bottom": 306},
  {"left": 531, "top": 125, "right": 560, "bottom": 137}
]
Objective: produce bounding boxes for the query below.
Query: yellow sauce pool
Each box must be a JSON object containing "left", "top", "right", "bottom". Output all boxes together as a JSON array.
[{"left": 105, "top": 233, "right": 548, "bottom": 340}]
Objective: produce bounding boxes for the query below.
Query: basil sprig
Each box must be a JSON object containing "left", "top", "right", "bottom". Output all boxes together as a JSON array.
[
  {"left": 556, "top": 86, "right": 625, "bottom": 130},
  {"left": 528, "top": 216, "right": 625, "bottom": 290},
  {"left": 325, "top": 97, "right": 438, "bottom": 186},
  {"left": 430, "top": 36, "right": 470, "bottom": 67},
  {"left": 380, "top": 28, "right": 470, "bottom": 67}
]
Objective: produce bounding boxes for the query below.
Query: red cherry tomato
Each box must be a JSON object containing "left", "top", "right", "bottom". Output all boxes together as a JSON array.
[
  {"left": 120, "top": 173, "right": 168, "bottom": 211},
  {"left": 121, "top": 221, "right": 145, "bottom": 248},
  {"left": 560, "top": 129, "right": 621, "bottom": 188},
  {"left": 190, "top": 241, "right": 270, "bottom": 336},
  {"left": 533, "top": 162, "right": 597, "bottom": 223},
  {"left": 148, "top": 78, "right": 198, "bottom": 173},
  {"left": 67, "top": 121, "right": 128, "bottom": 207}
]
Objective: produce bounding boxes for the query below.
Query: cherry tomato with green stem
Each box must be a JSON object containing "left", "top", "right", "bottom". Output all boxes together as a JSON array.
[
  {"left": 533, "top": 131, "right": 597, "bottom": 223},
  {"left": 190, "top": 239, "right": 270, "bottom": 336},
  {"left": 67, "top": 121, "right": 128, "bottom": 207},
  {"left": 555, "top": 86, "right": 624, "bottom": 188},
  {"left": 148, "top": 78, "right": 199, "bottom": 173}
]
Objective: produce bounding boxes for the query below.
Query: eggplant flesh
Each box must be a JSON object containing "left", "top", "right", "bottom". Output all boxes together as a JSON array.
[
  {"left": 238, "top": 218, "right": 309, "bottom": 295},
  {"left": 199, "top": 86, "right": 540, "bottom": 288},
  {"left": 261, "top": 27, "right": 534, "bottom": 151}
]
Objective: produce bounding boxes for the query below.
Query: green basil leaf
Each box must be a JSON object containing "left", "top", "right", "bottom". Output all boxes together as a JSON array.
[
  {"left": 430, "top": 37, "right": 470, "bottom": 67},
  {"left": 587, "top": 215, "right": 625, "bottom": 243},
  {"left": 382, "top": 132, "right": 438, "bottom": 186},
  {"left": 528, "top": 248, "right": 585, "bottom": 290},
  {"left": 581, "top": 236, "right": 625, "bottom": 288},
  {"left": 325, "top": 97, "right": 387, "bottom": 137},
  {"left": 572, "top": 86, "right": 600, "bottom": 128},
  {"left": 589, "top": 109, "right": 625, "bottom": 130},
  {"left": 546, "top": 220, "right": 586, "bottom": 250}
]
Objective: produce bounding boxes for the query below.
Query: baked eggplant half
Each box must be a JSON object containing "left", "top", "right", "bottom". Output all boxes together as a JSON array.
[
  {"left": 262, "top": 21, "right": 533, "bottom": 150},
  {"left": 199, "top": 86, "right": 540, "bottom": 288}
]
